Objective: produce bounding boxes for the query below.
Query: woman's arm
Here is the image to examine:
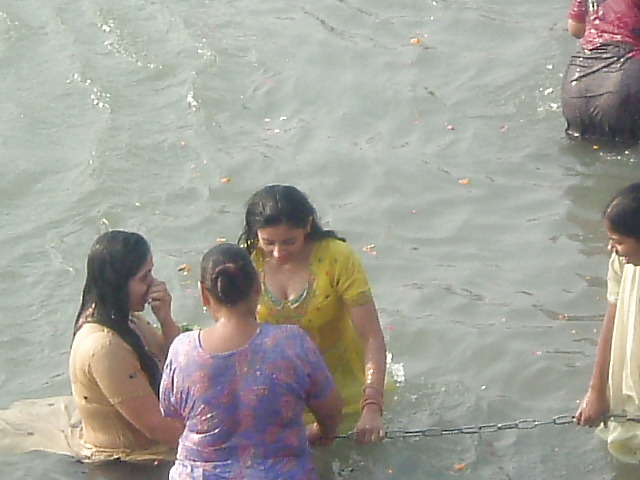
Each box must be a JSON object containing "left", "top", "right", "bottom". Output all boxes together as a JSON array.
[
  {"left": 568, "top": 0, "right": 587, "bottom": 38},
  {"left": 117, "top": 393, "right": 183, "bottom": 448},
  {"left": 568, "top": 19, "right": 586, "bottom": 39},
  {"left": 307, "top": 386, "right": 343, "bottom": 446},
  {"left": 575, "top": 302, "right": 616, "bottom": 427},
  {"left": 89, "top": 337, "right": 184, "bottom": 449},
  {"left": 350, "top": 300, "right": 387, "bottom": 443},
  {"left": 148, "top": 279, "right": 181, "bottom": 352}
]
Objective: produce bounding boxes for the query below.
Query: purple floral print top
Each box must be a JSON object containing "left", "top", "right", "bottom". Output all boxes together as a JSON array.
[{"left": 160, "top": 323, "right": 335, "bottom": 480}]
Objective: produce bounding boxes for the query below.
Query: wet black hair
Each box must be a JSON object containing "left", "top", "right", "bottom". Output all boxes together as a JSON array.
[
  {"left": 604, "top": 182, "right": 640, "bottom": 242},
  {"left": 73, "top": 230, "right": 162, "bottom": 396},
  {"left": 238, "top": 184, "right": 344, "bottom": 254},
  {"left": 201, "top": 243, "right": 258, "bottom": 306}
]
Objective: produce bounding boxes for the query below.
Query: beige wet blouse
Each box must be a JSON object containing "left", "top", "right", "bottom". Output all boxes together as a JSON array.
[{"left": 68, "top": 314, "right": 173, "bottom": 462}]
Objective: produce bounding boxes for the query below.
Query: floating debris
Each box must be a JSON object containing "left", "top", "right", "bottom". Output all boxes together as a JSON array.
[{"left": 362, "top": 244, "right": 377, "bottom": 256}]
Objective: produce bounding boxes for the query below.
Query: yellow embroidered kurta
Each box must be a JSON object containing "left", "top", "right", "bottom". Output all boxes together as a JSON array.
[
  {"left": 253, "top": 238, "right": 372, "bottom": 415},
  {"left": 598, "top": 253, "right": 640, "bottom": 462}
]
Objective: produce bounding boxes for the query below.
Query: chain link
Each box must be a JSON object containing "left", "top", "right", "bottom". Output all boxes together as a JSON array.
[
  {"left": 335, "top": 413, "right": 640, "bottom": 440},
  {"left": 335, "top": 414, "right": 577, "bottom": 440},
  {"left": 603, "top": 413, "right": 640, "bottom": 425}
]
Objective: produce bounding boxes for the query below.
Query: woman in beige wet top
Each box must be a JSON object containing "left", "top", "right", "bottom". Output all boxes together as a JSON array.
[{"left": 69, "top": 230, "right": 183, "bottom": 462}]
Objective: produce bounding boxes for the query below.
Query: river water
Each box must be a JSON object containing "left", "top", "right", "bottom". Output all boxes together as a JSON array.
[{"left": 1, "top": 0, "right": 640, "bottom": 478}]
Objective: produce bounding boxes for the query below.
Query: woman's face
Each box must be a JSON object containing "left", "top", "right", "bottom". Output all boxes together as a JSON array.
[
  {"left": 606, "top": 221, "right": 640, "bottom": 266},
  {"left": 128, "top": 254, "right": 154, "bottom": 312},
  {"left": 257, "top": 223, "right": 308, "bottom": 264}
]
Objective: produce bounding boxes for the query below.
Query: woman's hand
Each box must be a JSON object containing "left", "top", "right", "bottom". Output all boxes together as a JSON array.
[
  {"left": 307, "top": 422, "right": 336, "bottom": 446},
  {"left": 349, "top": 300, "right": 387, "bottom": 444},
  {"left": 354, "top": 405, "right": 384, "bottom": 443},
  {"left": 148, "top": 279, "right": 173, "bottom": 324},
  {"left": 575, "top": 388, "right": 609, "bottom": 427},
  {"left": 575, "top": 302, "right": 616, "bottom": 428},
  {"left": 148, "top": 280, "right": 181, "bottom": 347}
]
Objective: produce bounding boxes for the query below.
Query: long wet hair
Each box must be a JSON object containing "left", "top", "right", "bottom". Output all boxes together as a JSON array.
[
  {"left": 201, "top": 243, "right": 258, "bottom": 306},
  {"left": 73, "top": 230, "right": 162, "bottom": 396},
  {"left": 603, "top": 182, "right": 640, "bottom": 241},
  {"left": 238, "top": 184, "right": 345, "bottom": 254}
]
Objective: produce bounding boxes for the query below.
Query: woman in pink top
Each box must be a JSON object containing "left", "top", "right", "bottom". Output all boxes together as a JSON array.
[{"left": 561, "top": 0, "right": 640, "bottom": 145}]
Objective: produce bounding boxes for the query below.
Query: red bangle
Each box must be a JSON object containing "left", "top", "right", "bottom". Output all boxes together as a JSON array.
[{"left": 360, "top": 398, "right": 384, "bottom": 414}]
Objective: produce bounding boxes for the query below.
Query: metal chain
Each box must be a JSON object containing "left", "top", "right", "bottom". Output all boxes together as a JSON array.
[
  {"left": 335, "top": 412, "right": 640, "bottom": 440},
  {"left": 603, "top": 413, "right": 640, "bottom": 425},
  {"left": 336, "top": 414, "right": 576, "bottom": 440}
]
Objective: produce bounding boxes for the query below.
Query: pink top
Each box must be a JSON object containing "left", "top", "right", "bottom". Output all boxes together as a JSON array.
[{"left": 569, "top": 0, "right": 640, "bottom": 55}]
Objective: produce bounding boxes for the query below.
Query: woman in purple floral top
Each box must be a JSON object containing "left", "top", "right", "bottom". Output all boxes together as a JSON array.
[{"left": 160, "top": 243, "right": 343, "bottom": 479}]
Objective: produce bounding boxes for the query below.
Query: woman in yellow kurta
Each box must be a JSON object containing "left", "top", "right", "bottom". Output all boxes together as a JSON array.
[{"left": 239, "top": 184, "right": 387, "bottom": 443}]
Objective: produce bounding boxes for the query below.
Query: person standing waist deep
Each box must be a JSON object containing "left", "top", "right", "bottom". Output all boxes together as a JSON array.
[
  {"left": 238, "top": 184, "right": 388, "bottom": 443},
  {"left": 561, "top": 0, "right": 640, "bottom": 145}
]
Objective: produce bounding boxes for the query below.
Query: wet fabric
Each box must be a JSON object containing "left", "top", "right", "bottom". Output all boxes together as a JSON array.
[
  {"left": 0, "top": 315, "right": 175, "bottom": 463},
  {"left": 252, "top": 238, "right": 373, "bottom": 416},
  {"left": 597, "top": 253, "right": 640, "bottom": 463},
  {"left": 569, "top": 0, "right": 640, "bottom": 55},
  {"left": 0, "top": 396, "right": 81, "bottom": 457},
  {"left": 561, "top": 0, "right": 640, "bottom": 144},
  {"left": 561, "top": 43, "right": 640, "bottom": 144},
  {"left": 68, "top": 314, "right": 173, "bottom": 461},
  {"left": 0, "top": 394, "right": 172, "bottom": 464},
  {"left": 159, "top": 324, "right": 336, "bottom": 480}
]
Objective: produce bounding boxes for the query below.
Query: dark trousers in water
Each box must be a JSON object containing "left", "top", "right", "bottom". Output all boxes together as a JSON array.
[{"left": 561, "top": 43, "right": 640, "bottom": 145}]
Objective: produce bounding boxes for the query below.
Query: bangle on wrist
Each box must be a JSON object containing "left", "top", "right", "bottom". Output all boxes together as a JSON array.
[
  {"left": 362, "top": 384, "right": 384, "bottom": 398},
  {"left": 360, "top": 397, "right": 384, "bottom": 414}
]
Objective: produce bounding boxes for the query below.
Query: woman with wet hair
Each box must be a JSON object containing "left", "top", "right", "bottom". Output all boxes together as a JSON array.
[
  {"left": 576, "top": 182, "right": 640, "bottom": 462},
  {"left": 239, "top": 184, "right": 388, "bottom": 443},
  {"left": 160, "top": 243, "right": 342, "bottom": 479},
  {"left": 70, "top": 230, "right": 182, "bottom": 462}
]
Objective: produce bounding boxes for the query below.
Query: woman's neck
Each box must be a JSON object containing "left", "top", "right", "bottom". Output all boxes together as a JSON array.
[{"left": 200, "top": 307, "right": 259, "bottom": 354}]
